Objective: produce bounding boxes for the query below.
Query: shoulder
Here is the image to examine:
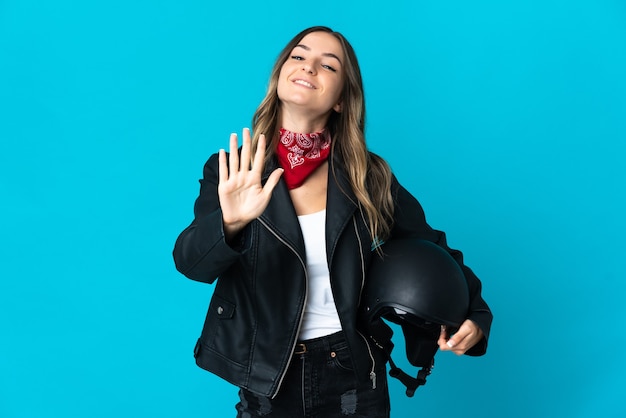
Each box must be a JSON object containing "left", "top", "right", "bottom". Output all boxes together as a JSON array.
[
  {"left": 367, "top": 150, "right": 388, "bottom": 164},
  {"left": 367, "top": 151, "right": 394, "bottom": 174},
  {"left": 364, "top": 151, "right": 401, "bottom": 189},
  {"left": 201, "top": 152, "right": 221, "bottom": 180}
]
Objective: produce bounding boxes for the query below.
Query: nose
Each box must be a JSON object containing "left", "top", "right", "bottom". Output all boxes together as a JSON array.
[{"left": 302, "top": 63, "right": 315, "bottom": 74}]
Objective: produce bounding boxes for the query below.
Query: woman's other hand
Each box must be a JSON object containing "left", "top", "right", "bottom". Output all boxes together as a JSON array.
[
  {"left": 438, "top": 320, "right": 484, "bottom": 355},
  {"left": 218, "top": 128, "right": 283, "bottom": 241}
]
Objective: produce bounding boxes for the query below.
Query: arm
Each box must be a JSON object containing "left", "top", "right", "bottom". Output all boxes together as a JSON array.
[
  {"left": 172, "top": 129, "right": 283, "bottom": 283},
  {"left": 390, "top": 177, "right": 493, "bottom": 356},
  {"left": 172, "top": 152, "right": 241, "bottom": 283}
]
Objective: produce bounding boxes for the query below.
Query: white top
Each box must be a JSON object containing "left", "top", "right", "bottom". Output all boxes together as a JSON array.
[{"left": 297, "top": 210, "right": 342, "bottom": 340}]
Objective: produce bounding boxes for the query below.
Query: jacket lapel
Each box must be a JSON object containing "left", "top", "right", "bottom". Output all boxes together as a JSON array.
[
  {"left": 325, "top": 154, "right": 359, "bottom": 262},
  {"left": 259, "top": 158, "right": 305, "bottom": 254},
  {"left": 259, "top": 154, "right": 360, "bottom": 261}
]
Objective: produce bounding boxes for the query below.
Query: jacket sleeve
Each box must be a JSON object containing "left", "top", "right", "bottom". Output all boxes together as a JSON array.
[
  {"left": 172, "top": 153, "right": 250, "bottom": 284},
  {"left": 390, "top": 176, "right": 493, "bottom": 356}
]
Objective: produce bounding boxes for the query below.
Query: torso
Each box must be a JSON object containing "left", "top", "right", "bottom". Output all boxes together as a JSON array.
[{"left": 289, "top": 161, "right": 328, "bottom": 216}]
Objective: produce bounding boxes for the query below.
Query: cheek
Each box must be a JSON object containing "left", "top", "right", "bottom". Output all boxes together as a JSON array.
[
  {"left": 276, "top": 68, "right": 289, "bottom": 98},
  {"left": 278, "top": 61, "right": 295, "bottom": 83},
  {"left": 330, "top": 78, "right": 344, "bottom": 102}
]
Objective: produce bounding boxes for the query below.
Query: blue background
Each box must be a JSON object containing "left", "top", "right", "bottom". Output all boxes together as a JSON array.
[{"left": 1, "top": 0, "right": 625, "bottom": 417}]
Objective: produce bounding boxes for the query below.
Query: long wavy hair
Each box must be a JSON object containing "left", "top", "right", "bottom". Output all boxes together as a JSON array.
[{"left": 251, "top": 26, "right": 394, "bottom": 242}]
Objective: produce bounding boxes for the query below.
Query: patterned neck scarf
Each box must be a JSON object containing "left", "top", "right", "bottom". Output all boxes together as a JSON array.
[{"left": 276, "top": 128, "right": 332, "bottom": 189}]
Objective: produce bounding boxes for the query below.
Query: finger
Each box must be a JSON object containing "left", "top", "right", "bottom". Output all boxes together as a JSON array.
[
  {"left": 447, "top": 321, "right": 481, "bottom": 354},
  {"left": 439, "top": 325, "right": 447, "bottom": 339},
  {"left": 445, "top": 326, "right": 468, "bottom": 351},
  {"left": 262, "top": 167, "right": 284, "bottom": 196},
  {"left": 438, "top": 324, "right": 463, "bottom": 351},
  {"left": 251, "top": 133, "right": 267, "bottom": 174},
  {"left": 218, "top": 148, "right": 229, "bottom": 184},
  {"left": 240, "top": 128, "right": 252, "bottom": 173},
  {"left": 453, "top": 322, "right": 483, "bottom": 355},
  {"left": 229, "top": 133, "right": 239, "bottom": 175},
  {"left": 451, "top": 335, "right": 471, "bottom": 355},
  {"left": 442, "top": 336, "right": 457, "bottom": 351},
  {"left": 448, "top": 336, "right": 462, "bottom": 353},
  {"left": 437, "top": 325, "right": 449, "bottom": 348}
]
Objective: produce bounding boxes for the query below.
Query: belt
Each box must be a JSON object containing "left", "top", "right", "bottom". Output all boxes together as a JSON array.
[{"left": 293, "top": 331, "right": 345, "bottom": 355}]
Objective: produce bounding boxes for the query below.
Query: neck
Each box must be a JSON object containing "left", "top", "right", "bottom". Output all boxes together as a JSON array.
[{"left": 279, "top": 107, "right": 331, "bottom": 133}]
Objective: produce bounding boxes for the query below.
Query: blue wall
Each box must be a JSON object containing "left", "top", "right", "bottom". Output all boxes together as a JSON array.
[{"left": 1, "top": 1, "right": 624, "bottom": 417}]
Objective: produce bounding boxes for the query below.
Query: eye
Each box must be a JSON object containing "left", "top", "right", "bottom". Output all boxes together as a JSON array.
[
  {"left": 291, "top": 55, "right": 304, "bottom": 61},
  {"left": 322, "top": 64, "right": 337, "bottom": 72}
]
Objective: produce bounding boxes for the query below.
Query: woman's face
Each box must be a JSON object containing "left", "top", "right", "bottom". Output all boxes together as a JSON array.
[{"left": 277, "top": 31, "right": 345, "bottom": 122}]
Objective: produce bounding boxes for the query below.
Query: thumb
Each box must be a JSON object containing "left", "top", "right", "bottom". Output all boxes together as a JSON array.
[
  {"left": 445, "top": 336, "right": 457, "bottom": 348},
  {"left": 438, "top": 325, "right": 454, "bottom": 350},
  {"left": 263, "top": 168, "right": 284, "bottom": 194}
]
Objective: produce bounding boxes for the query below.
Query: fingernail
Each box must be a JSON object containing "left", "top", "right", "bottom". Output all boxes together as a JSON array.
[{"left": 446, "top": 340, "right": 455, "bottom": 348}]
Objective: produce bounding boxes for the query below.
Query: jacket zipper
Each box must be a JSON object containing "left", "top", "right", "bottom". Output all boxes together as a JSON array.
[
  {"left": 257, "top": 217, "right": 308, "bottom": 399},
  {"left": 258, "top": 215, "right": 376, "bottom": 394},
  {"left": 358, "top": 330, "right": 377, "bottom": 389},
  {"left": 353, "top": 216, "right": 366, "bottom": 307},
  {"left": 353, "top": 217, "right": 377, "bottom": 389}
]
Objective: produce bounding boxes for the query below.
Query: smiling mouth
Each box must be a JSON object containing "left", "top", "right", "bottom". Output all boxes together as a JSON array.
[{"left": 293, "top": 79, "right": 315, "bottom": 89}]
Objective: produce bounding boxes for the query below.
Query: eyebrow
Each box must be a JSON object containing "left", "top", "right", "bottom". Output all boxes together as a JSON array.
[{"left": 294, "top": 44, "right": 343, "bottom": 65}]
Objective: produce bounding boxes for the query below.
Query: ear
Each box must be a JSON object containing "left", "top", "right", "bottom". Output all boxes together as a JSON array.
[{"left": 333, "top": 102, "right": 342, "bottom": 113}]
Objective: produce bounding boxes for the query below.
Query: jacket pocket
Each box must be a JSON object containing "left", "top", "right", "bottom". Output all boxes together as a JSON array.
[
  {"left": 197, "top": 294, "right": 250, "bottom": 366},
  {"left": 200, "top": 295, "right": 236, "bottom": 349},
  {"left": 210, "top": 295, "right": 236, "bottom": 319}
]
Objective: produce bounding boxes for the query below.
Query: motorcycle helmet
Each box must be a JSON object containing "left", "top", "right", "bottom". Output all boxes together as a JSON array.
[{"left": 361, "top": 238, "right": 470, "bottom": 396}]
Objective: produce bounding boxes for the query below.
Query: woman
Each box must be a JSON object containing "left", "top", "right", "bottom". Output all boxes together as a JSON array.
[{"left": 173, "top": 26, "right": 492, "bottom": 418}]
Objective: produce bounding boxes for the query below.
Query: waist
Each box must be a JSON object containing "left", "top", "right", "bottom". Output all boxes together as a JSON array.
[{"left": 294, "top": 331, "right": 346, "bottom": 355}]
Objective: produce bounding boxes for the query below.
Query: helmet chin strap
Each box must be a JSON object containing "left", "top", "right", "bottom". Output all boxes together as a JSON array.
[
  {"left": 367, "top": 317, "right": 437, "bottom": 397},
  {"left": 387, "top": 356, "right": 433, "bottom": 397}
]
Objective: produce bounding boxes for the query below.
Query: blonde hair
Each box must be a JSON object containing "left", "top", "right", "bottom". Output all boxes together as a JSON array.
[{"left": 251, "top": 26, "right": 394, "bottom": 242}]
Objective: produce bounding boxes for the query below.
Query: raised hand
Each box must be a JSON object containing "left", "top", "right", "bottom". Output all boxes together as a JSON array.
[{"left": 218, "top": 128, "right": 283, "bottom": 242}]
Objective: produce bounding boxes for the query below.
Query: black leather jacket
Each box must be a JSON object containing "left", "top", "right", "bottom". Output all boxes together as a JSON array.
[{"left": 173, "top": 152, "right": 492, "bottom": 397}]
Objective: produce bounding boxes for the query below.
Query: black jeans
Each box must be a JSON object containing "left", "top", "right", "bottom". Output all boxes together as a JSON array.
[{"left": 235, "top": 331, "right": 390, "bottom": 418}]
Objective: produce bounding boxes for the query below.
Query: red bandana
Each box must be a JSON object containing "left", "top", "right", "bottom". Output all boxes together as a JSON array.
[{"left": 276, "top": 128, "right": 332, "bottom": 189}]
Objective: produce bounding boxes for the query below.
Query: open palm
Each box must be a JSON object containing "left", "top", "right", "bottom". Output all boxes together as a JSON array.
[{"left": 218, "top": 128, "right": 283, "bottom": 240}]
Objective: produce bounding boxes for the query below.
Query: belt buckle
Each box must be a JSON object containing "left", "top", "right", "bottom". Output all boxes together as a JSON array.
[{"left": 294, "top": 343, "right": 307, "bottom": 355}]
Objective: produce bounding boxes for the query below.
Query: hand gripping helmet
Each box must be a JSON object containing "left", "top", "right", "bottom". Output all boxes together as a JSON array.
[{"left": 361, "top": 238, "right": 469, "bottom": 396}]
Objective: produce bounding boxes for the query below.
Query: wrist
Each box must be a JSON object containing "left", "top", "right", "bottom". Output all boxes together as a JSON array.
[{"left": 223, "top": 219, "right": 246, "bottom": 243}]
